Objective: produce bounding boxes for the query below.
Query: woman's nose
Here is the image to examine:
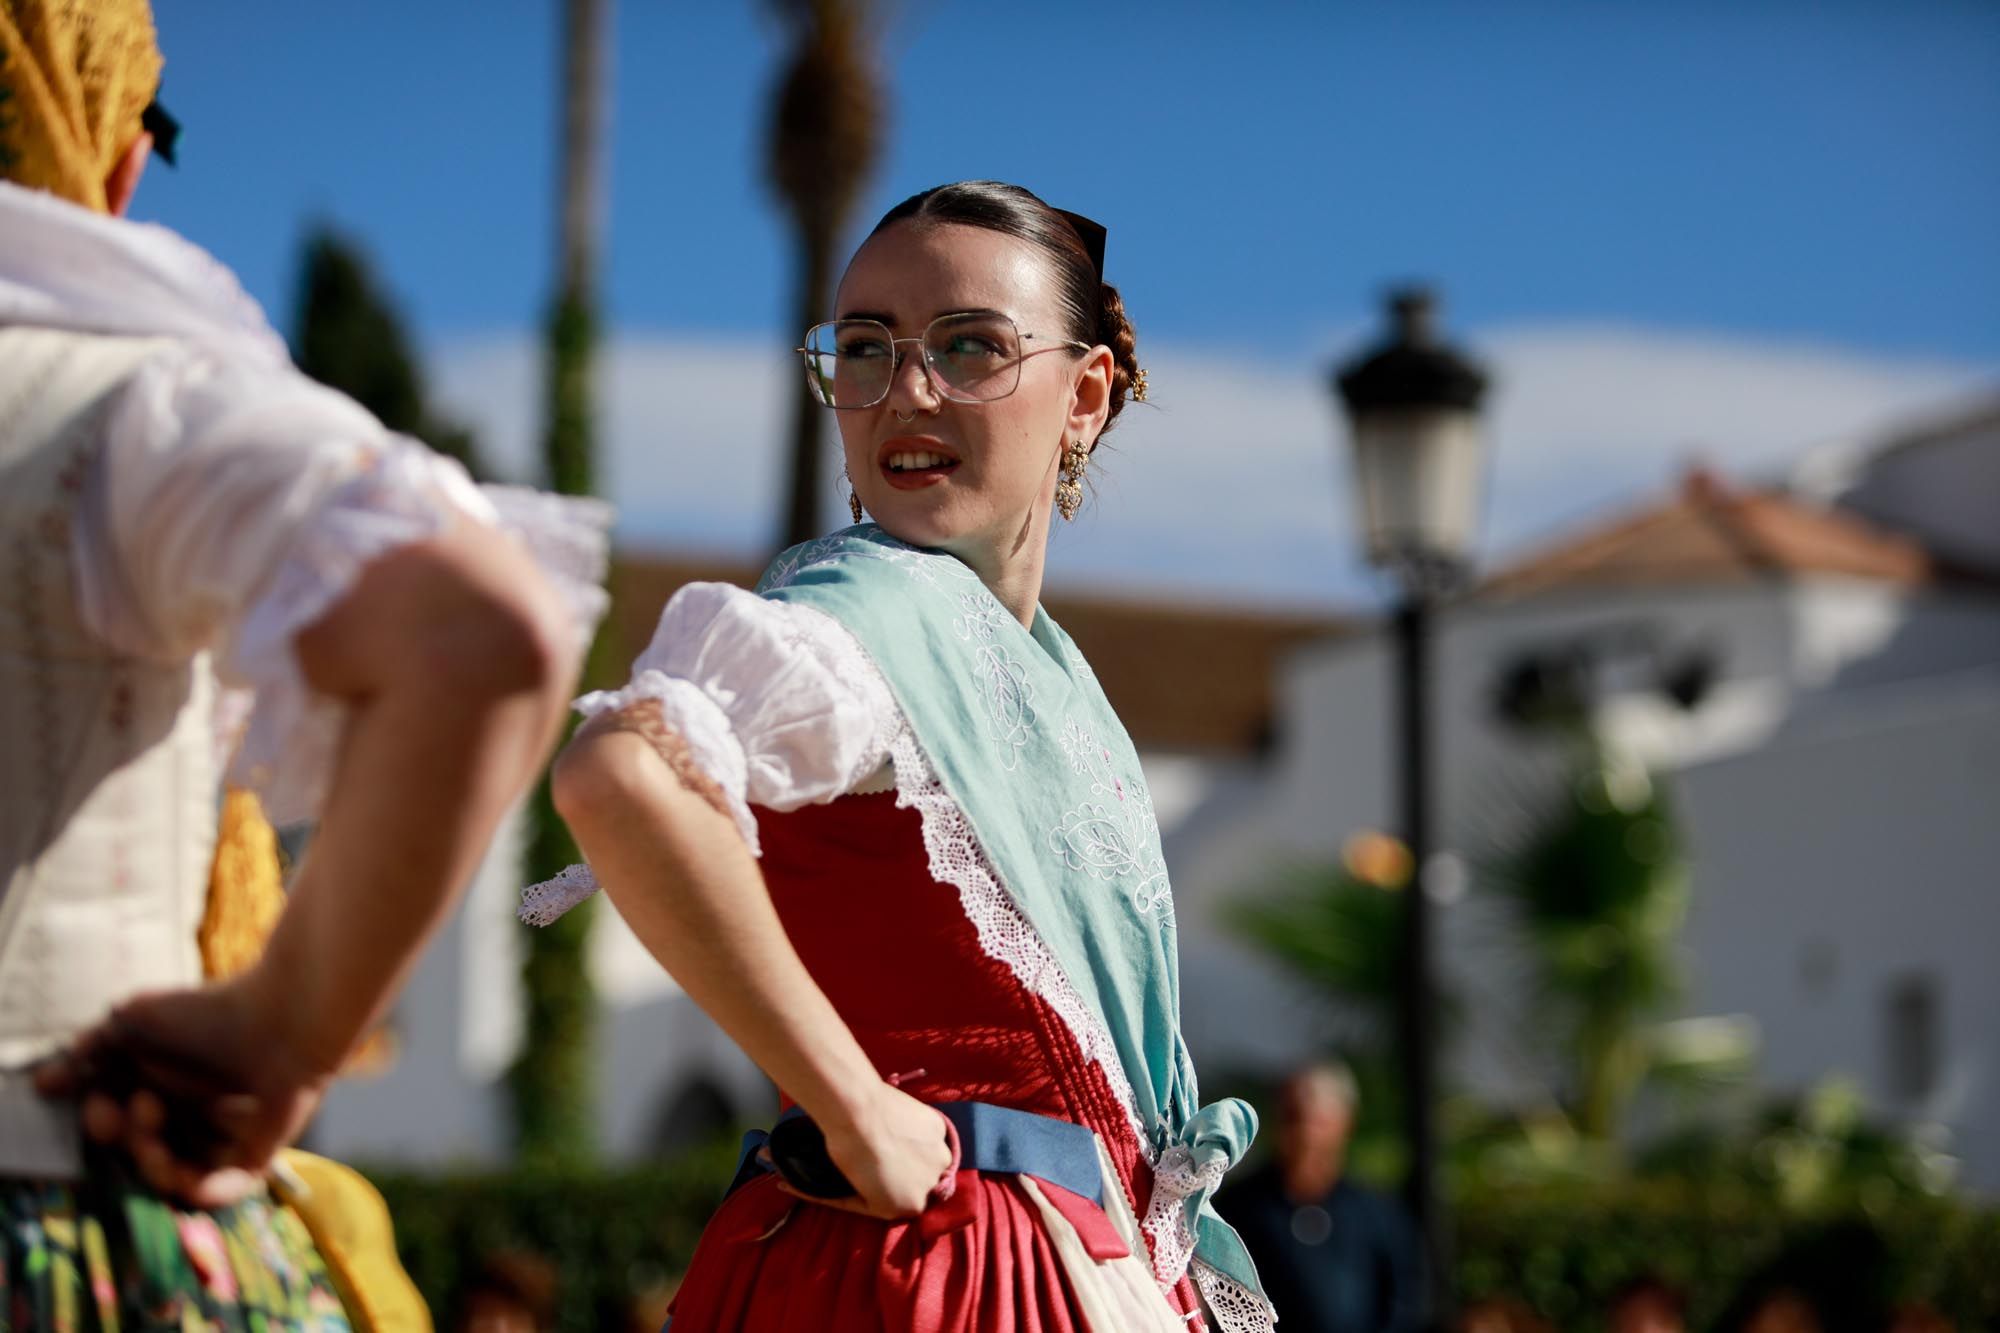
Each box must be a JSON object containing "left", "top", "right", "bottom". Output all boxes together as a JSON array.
[{"left": 886, "top": 343, "right": 941, "bottom": 415}]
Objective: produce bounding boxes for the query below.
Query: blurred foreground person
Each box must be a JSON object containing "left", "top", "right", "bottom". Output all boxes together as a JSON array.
[
  {"left": 524, "top": 180, "right": 1274, "bottom": 1331},
  {"left": 1219, "top": 1063, "right": 1423, "bottom": 1333},
  {"left": 1, "top": 0, "right": 605, "bottom": 1324}
]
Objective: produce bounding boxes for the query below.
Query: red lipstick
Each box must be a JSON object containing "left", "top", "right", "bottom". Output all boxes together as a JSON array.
[{"left": 876, "top": 436, "right": 963, "bottom": 490}]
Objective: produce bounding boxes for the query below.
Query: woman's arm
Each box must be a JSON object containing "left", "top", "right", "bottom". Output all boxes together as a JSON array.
[
  {"left": 48, "top": 520, "right": 579, "bottom": 1201},
  {"left": 552, "top": 716, "right": 951, "bottom": 1219}
]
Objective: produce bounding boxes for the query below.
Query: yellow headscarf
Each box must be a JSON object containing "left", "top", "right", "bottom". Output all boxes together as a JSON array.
[{"left": 0, "top": 0, "right": 161, "bottom": 211}]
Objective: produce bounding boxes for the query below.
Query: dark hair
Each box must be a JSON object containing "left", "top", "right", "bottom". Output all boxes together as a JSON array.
[{"left": 868, "top": 180, "right": 1144, "bottom": 439}]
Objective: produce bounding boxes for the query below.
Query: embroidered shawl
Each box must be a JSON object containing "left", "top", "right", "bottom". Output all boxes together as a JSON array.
[{"left": 758, "top": 524, "right": 1266, "bottom": 1301}]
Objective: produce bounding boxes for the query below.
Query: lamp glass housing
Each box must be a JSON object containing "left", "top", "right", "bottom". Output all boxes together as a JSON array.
[{"left": 1351, "top": 404, "right": 1486, "bottom": 571}]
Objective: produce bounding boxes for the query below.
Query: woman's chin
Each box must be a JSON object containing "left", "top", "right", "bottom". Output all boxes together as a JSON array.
[
  {"left": 868, "top": 512, "right": 949, "bottom": 548},
  {"left": 864, "top": 500, "right": 962, "bottom": 550}
]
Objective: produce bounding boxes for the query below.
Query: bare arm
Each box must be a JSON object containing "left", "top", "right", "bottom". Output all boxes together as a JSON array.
[
  {"left": 49, "top": 520, "right": 579, "bottom": 1197},
  {"left": 255, "top": 517, "right": 578, "bottom": 1070},
  {"left": 552, "top": 718, "right": 951, "bottom": 1217}
]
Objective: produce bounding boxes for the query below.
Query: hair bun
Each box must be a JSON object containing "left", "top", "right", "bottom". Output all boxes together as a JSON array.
[{"left": 1096, "top": 281, "right": 1144, "bottom": 432}]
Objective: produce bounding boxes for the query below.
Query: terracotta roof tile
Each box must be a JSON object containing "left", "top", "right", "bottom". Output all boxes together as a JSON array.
[{"left": 1479, "top": 467, "right": 1936, "bottom": 601}]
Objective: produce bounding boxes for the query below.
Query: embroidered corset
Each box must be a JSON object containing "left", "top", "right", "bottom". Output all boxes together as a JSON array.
[{"left": 0, "top": 328, "right": 212, "bottom": 1068}]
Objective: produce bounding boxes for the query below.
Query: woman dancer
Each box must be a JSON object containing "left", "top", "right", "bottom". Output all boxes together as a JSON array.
[
  {"left": 2, "top": 1, "right": 605, "bottom": 1324},
  {"left": 528, "top": 181, "right": 1273, "bottom": 1332}
]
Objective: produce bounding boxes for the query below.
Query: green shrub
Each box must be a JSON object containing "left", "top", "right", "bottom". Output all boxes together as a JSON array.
[
  {"left": 1454, "top": 1180, "right": 2000, "bottom": 1331},
  {"left": 366, "top": 1158, "right": 1999, "bottom": 1332},
  {"left": 369, "top": 1139, "right": 737, "bottom": 1333}
]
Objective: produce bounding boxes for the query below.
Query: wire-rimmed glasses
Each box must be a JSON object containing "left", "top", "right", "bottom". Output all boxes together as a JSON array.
[{"left": 798, "top": 311, "right": 1090, "bottom": 410}]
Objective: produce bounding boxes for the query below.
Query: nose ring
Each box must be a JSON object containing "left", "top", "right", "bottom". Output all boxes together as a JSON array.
[{"left": 894, "top": 409, "right": 916, "bottom": 424}]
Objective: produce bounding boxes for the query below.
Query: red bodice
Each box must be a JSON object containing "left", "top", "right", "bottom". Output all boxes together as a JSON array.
[
  {"left": 758, "top": 792, "right": 1151, "bottom": 1217},
  {"left": 664, "top": 792, "right": 1203, "bottom": 1331}
]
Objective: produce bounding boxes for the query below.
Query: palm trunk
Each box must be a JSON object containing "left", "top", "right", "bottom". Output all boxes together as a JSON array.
[
  {"left": 510, "top": 0, "right": 610, "bottom": 1167},
  {"left": 781, "top": 232, "right": 834, "bottom": 548}
]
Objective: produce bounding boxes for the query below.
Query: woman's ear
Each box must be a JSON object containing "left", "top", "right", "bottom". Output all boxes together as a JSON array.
[
  {"left": 104, "top": 132, "right": 151, "bottom": 216},
  {"left": 1066, "top": 345, "right": 1114, "bottom": 451}
]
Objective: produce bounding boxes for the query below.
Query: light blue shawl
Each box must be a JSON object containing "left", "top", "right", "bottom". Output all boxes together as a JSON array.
[{"left": 759, "top": 524, "right": 1266, "bottom": 1302}]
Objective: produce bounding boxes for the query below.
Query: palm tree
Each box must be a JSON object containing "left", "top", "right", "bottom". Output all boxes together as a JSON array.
[
  {"left": 765, "top": 0, "right": 885, "bottom": 549},
  {"left": 509, "top": 0, "right": 611, "bottom": 1167}
]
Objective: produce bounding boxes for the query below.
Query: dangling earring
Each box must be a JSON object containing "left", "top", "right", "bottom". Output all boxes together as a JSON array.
[
  {"left": 1054, "top": 438, "right": 1090, "bottom": 522},
  {"left": 840, "top": 466, "right": 865, "bottom": 524}
]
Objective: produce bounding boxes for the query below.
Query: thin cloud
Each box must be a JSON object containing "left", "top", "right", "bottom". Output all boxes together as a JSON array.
[{"left": 430, "top": 327, "right": 1989, "bottom": 607}]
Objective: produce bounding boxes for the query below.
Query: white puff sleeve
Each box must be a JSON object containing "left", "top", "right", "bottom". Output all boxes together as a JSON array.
[
  {"left": 74, "top": 344, "right": 611, "bottom": 825},
  {"left": 519, "top": 583, "right": 898, "bottom": 925},
  {"left": 575, "top": 582, "right": 897, "bottom": 854}
]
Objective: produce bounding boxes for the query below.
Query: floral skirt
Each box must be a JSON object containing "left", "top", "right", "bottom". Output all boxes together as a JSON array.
[{"left": 1, "top": 1172, "right": 352, "bottom": 1332}]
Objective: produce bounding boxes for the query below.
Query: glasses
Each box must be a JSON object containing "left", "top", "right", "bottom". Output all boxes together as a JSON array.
[{"left": 798, "top": 312, "right": 1089, "bottom": 410}]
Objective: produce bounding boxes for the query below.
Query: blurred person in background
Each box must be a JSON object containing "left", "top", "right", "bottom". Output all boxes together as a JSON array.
[
  {"left": 1218, "top": 1062, "right": 1423, "bottom": 1333},
  {"left": 1, "top": 0, "right": 605, "bottom": 1324},
  {"left": 1605, "top": 1275, "right": 1687, "bottom": 1333},
  {"left": 451, "top": 1249, "right": 558, "bottom": 1333},
  {"left": 1732, "top": 1290, "right": 1823, "bottom": 1333},
  {"left": 1719, "top": 1221, "right": 1894, "bottom": 1333},
  {"left": 1886, "top": 1303, "right": 1955, "bottom": 1333},
  {"left": 1451, "top": 1299, "right": 1551, "bottom": 1333},
  {"left": 524, "top": 180, "right": 1274, "bottom": 1331}
]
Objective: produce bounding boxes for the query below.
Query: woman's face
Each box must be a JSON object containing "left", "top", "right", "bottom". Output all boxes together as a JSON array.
[{"left": 831, "top": 220, "right": 1110, "bottom": 557}]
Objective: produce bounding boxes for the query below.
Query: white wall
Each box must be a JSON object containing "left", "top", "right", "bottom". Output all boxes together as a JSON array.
[
  {"left": 1169, "top": 576, "right": 2000, "bottom": 1195},
  {"left": 1678, "top": 672, "right": 2000, "bottom": 1189},
  {"left": 1834, "top": 411, "right": 2000, "bottom": 573}
]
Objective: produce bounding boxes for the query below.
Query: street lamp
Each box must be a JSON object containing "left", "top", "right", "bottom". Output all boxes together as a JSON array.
[{"left": 1333, "top": 286, "right": 1490, "bottom": 1319}]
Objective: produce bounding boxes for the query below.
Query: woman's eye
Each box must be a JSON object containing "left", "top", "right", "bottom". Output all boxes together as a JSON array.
[
  {"left": 840, "top": 338, "right": 891, "bottom": 359},
  {"left": 944, "top": 335, "right": 1003, "bottom": 358}
]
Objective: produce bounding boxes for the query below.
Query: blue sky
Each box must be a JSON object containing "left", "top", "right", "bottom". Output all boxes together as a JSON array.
[{"left": 137, "top": 2, "right": 1999, "bottom": 603}]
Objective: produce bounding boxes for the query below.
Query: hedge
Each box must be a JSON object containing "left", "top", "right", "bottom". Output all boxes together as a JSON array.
[{"left": 367, "top": 1157, "right": 2000, "bottom": 1332}]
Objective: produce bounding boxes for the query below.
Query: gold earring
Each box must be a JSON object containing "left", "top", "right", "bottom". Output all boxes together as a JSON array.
[
  {"left": 849, "top": 488, "right": 864, "bottom": 523},
  {"left": 1054, "top": 438, "right": 1090, "bottom": 522}
]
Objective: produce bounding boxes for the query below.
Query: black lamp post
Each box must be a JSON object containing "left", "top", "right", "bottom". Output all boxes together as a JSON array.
[{"left": 1333, "top": 287, "right": 1490, "bottom": 1321}]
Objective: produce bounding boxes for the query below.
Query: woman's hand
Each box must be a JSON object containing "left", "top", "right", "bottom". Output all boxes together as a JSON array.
[
  {"left": 35, "top": 969, "right": 331, "bottom": 1207},
  {"left": 786, "top": 1081, "right": 956, "bottom": 1221}
]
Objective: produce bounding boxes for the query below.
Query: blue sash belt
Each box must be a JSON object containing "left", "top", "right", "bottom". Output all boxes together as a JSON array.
[{"left": 730, "top": 1100, "right": 1104, "bottom": 1207}]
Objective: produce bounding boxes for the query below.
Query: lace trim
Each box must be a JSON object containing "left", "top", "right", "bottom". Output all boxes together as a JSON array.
[
  {"left": 1142, "top": 1144, "right": 1228, "bottom": 1288},
  {"left": 1191, "top": 1260, "right": 1277, "bottom": 1333},
  {"left": 882, "top": 716, "right": 1151, "bottom": 1155},
  {"left": 617, "top": 701, "right": 736, "bottom": 830},
  {"left": 519, "top": 863, "right": 598, "bottom": 928},
  {"left": 519, "top": 695, "right": 757, "bottom": 927},
  {"left": 574, "top": 674, "right": 758, "bottom": 854}
]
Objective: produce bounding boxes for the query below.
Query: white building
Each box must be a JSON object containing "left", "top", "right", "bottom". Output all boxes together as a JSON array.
[{"left": 1168, "top": 395, "right": 2000, "bottom": 1193}]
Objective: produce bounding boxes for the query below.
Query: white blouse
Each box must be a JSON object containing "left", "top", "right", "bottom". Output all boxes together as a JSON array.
[
  {"left": 68, "top": 341, "right": 609, "bottom": 824},
  {"left": 573, "top": 583, "right": 899, "bottom": 854},
  {"left": 0, "top": 181, "right": 610, "bottom": 826}
]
